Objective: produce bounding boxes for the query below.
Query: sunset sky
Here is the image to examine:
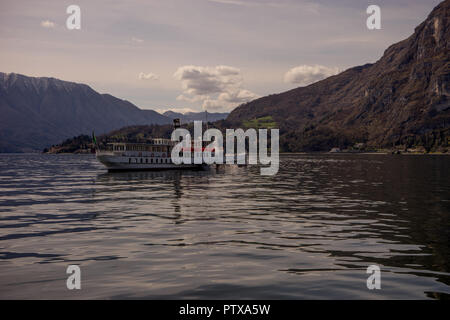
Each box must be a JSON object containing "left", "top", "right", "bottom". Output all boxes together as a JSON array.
[{"left": 0, "top": 0, "right": 441, "bottom": 113}]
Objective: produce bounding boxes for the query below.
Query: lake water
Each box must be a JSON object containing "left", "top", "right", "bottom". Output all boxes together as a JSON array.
[{"left": 0, "top": 153, "right": 449, "bottom": 299}]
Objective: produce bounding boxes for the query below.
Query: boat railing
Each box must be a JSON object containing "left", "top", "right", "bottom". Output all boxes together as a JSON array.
[{"left": 96, "top": 150, "right": 119, "bottom": 156}]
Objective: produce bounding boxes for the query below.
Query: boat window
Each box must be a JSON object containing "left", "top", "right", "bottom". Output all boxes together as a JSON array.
[
  {"left": 146, "top": 158, "right": 148, "bottom": 163},
  {"left": 129, "top": 158, "right": 131, "bottom": 164},
  {"left": 140, "top": 158, "right": 143, "bottom": 163}
]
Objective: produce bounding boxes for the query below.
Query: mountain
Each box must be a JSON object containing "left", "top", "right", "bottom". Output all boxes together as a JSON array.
[
  {"left": 0, "top": 73, "right": 172, "bottom": 152},
  {"left": 163, "top": 110, "right": 229, "bottom": 123},
  {"left": 227, "top": 0, "right": 450, "bottom": 152}
]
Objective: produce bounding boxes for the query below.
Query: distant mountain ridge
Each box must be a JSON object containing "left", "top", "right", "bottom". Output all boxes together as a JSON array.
[
  {"left": 227, "top": 0, "right": 450, "bottom": 152},
  {"left": 163, "top": 110, "right": 228, "bottom": 123},
  {"left": 0, "top": 73, "right": 172, "bottom": 152}
]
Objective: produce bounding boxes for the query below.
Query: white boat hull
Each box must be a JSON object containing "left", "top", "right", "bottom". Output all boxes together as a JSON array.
[{"left": 96, "top": 154, "right": 205, "bottom": 171}]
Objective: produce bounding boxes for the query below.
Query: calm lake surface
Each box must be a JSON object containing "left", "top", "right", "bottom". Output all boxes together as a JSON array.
[{"left": 0, "top": 153, "right": 449, "bottom": 299}]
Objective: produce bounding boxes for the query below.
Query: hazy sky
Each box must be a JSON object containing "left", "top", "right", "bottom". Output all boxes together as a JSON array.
[{"left": 0, "top": 0, "right": 442, "bottom": 113}]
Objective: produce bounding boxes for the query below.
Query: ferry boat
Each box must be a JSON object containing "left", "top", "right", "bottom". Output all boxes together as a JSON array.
[{"left": 96, "top": 138, "right": 207, "bottom": 171}]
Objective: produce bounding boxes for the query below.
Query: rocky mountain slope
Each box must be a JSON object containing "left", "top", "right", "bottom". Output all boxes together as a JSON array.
[
  {"left": 0, "top": 73, "right": 171, "bottom": 152},
  {"left": 227, "top": 0, "right": 449, "bottom": 152}
]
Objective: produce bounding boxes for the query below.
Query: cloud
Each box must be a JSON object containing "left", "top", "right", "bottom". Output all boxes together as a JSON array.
[
  {"left": 131, "top": 37, "right": 144, "bottom": 43},
  {"left": 173, "top": 65, "right": 258, "bottom": 111},
  {"left": 157, "top": 107, "right": 198, "bottom": 114},
  {"left": 40, "top": 20, "right": 55, "bottom": 28},
  {"left": 138, "top": 72, "right": 159, "bottom": 81},
  {"left": 207, "top": 0, "right": 252, "bottom": 6},
  {"left": 284, "top": 65, "right": 340, "bottom": 86}
]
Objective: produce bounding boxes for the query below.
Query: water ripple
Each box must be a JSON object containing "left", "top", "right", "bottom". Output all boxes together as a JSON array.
[{"left": 0, "top": 153, "right": 449, "bottom": 299}]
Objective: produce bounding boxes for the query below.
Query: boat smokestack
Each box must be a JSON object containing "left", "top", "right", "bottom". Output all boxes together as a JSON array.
[{"left": 173, "top": 118, "right": 181, "bottom": 129}]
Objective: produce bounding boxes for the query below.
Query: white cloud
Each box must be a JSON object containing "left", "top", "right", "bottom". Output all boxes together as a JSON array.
[
  {"left": 131, "top": 37, "right": 144, "bottom": 43},
  {"left": 157, "top": 107, "right": 198, "bottom": 114},
  {"left": 173, "top": 65, "right": 258, "bottom": 111},
  {"left": 284, "top": 65, "right": 340, "bottom": 86},
  {"left": 207, "top": 0, "right": 252, "bottom": 6},
  {"left": 138, "top": 72, "right": 159, "bottom": 81},
  {"left": 40, "top": 20, "right": 55, "bottom": 28}
]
